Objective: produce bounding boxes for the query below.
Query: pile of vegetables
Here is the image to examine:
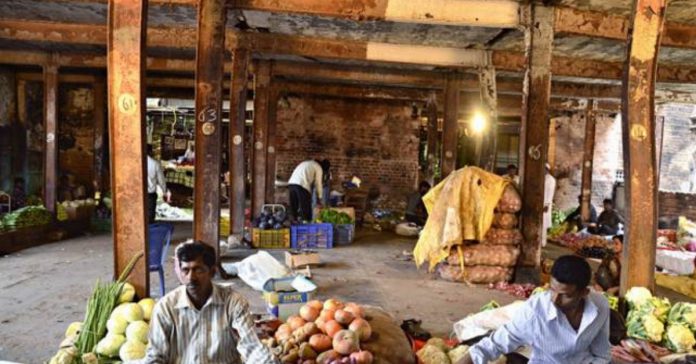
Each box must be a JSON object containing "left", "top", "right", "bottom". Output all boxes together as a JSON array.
[
  {"left": 624, "top": 287, "right": 696, "bottom": 353},
  {"left": 264, "top": 298, "right": 375, "bottom": 363},
  {"left": 48, "top": 252, "right": 153, "bottom": 364},
  {"left": 255, "top": 206, "right": 290, "bottom": 230},
  {"left": 315, "top": 209, "right": 353, "bottom": 225},
  {"left": 416, "top": 338, "right": 470, "bottom": 364},
  {"left": 57, "top": 199, "right": 97, "bottom": 221},
  {"left": 1, "top": 205, "right": 52, "bottom": 229}
]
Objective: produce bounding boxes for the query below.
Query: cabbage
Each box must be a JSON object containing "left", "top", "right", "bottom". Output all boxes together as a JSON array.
[
  {"left": 126, "top": 320, "right": 150, "bottom": 344},
  {"left": 626, "top": 287, "right": 653, "bottom": 309},
  {"left": 95, "top": 333, "right": 126, "bottom": 358},
  {"left": 119, "top": 282, "right": 136, "bottom": 303},
  {"left": 107, "top": 316, "right": 128, "bottom": 335},
  {"left": 64, "top": 322, "right": 82, "bottom": 338},
  {"left": 448, "top": 345, "right": 470, "bottom": 363},
  {"left": 642, "top": 297, "right": 671, "bottom": 322},
  {"left": 119, "top": 340, "right": 147, "bottom": 361},
  {"left": 627, "top": 313, "right": 664, "bottom": 343},
  {"left": 138, "top": 298, "right": 155, "bottom": 321},
  {"left": 112, "top": 302, "right": 144, "bottom": 323},
  {"left": 664, "top": 324, "right": 696, "bottom": 353}
]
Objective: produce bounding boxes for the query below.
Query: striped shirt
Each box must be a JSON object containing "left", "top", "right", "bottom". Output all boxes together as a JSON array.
[
  {"left": 469, "top": 291, "right": 611, "bottom": 364},
  {"left": 142, "top": 284, "right": 278, "bottom": 364}
]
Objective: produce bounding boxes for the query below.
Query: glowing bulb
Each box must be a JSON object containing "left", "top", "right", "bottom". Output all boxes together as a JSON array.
[{"left": 471, "top": 111, "right": 487, "bottom": 134}]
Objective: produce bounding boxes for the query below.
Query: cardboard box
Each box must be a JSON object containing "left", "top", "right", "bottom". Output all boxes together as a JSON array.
[
  {"left": 285, "top": 251, "right": 321, "bottom": 269},
  {"left": 263, "top": 276, "right": 317, "bottom": 321}
]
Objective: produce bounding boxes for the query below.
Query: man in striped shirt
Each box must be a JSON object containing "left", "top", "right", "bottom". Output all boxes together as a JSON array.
[
  {"left": 143, "top": 241, "right": 278, "bottom": 364},
  {"left": 456, "top": 255, "right": 611, "bottom": 364}
]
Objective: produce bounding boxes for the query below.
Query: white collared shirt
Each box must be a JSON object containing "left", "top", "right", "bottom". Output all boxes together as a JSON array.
[
  {"left": 288, "top": 160, "right": 324, "bottom": 197},
  {"left": 142, "top": 284, "right": 278, "bottom": 364},
  {"left": 469, "top": 291, "right": 611, "bottom": 364},
  {"left": 147, "top": 156, "right": 167, "bottom": 195}
]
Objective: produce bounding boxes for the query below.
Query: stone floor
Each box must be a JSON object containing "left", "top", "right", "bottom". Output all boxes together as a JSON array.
[{"left": 1, "top": 223, "right": 692, "bottom": 363}]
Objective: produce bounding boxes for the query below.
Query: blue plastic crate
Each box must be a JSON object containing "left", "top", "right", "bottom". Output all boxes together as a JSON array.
[
  {"left": 291, "top": 223, "right": 334, "bottom": 249},
  {"left": 334, "top": 224, "right": 355, "bottom": 245}
]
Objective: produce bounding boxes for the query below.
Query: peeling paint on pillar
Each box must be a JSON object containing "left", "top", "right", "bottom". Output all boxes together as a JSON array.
[{"left": 619, "top": 0, "right": 666, "bottom": 294}]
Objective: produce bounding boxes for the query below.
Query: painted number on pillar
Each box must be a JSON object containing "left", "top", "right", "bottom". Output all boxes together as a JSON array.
[
  {"left": 198, "top": 107, "right": 217, "bottom": 123},
  {"left": 528, "top": 144, "right": 541, "bottom": 160},
  {"left": 118, "top": 93, "right": 137, "bottom": 115},
  {"left": 631, "top": 124, "right": 648, "bottom": 142}
]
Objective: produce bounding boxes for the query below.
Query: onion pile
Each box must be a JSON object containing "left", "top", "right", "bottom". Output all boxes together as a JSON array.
[{"left": 263, "top": 298, "right": 374, "bottom": 364}]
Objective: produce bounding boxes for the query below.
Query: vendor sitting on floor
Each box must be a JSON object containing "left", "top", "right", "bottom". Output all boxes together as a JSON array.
[
  {"left": 456, "top": 255, "right": 610, "bottom": 364},
  {"left": 405, "top": 181, "right": 431, "bottom": 226},
  {"left": 564, "top": 195, "right": 598, "bottom": 231},
  {"left": 588, "top": 198, "right": 624, "bottom": 236},
  {"left": 144, "top": 241, "right": 278, "bottom": 364}
]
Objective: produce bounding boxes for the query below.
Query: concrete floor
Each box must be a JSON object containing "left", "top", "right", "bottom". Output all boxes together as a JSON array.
[{"left": 0, "top": 224, "right": 520, "bottom": 363}]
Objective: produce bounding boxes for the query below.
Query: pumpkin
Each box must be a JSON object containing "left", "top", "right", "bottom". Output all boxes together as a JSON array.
[
  {"left": 309, "top": 334, "right": 333, "bottom": 352},
  {"left": 300, "top": 305, "right": 320, "bottom": 322},
  {"left": 349, "top": 318, "right": 372, "bottom": 342},
  {"left": 334, "top": 309, "right": 355, "bottom": 325},
  {"left": 307, "top": 300, "right": 324, "bottom": 311},
  {"left": 344, "top": 303, "right": 364, "bottom": 318},
  {"left": 323, "top": 298, "right": 344, "bottom": 311},
  {"left": 350, "top": 350, "right": 374, "bottom": 364},
  {"left": 320, "top": 309, "right": 336, "bottom": 321},
  {"left": 324, "top": 320, "right": 343, "bottom": 338},
  {"left": 332, "top": 329, "right": 360, "bottom": 355},
  {"left": 287, "top": 315, "right": 307, "bottom": 331}
]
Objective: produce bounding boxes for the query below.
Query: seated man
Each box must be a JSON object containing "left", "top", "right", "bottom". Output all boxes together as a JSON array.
[
  {"left": 456, "top": 255, "right": 610, "bottom": 364},
  {"left": 565, "top": 195, "right": 598, "bottom": 230},
  {"left": 589, "top": 199, "right": 624, "bottom": 236},
  {"left": 405, "top": 181, "right": 431, "bottom": 226},
  {"left": 144, "top": 241, "right": 278, "bottom": 364}
]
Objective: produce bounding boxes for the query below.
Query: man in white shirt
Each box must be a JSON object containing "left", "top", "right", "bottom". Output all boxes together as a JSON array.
[
  {"left": 456, "top": 255, "right": 611, "bottom": 364},
  {"left": 287, "top": 159, "right": 330, "bottom": 222},
  {"left": 542, "top": 162, "right": 556, "bottom": 247},
  {"left": 147, "top": 145, "right": 169, "bottom": 223}
]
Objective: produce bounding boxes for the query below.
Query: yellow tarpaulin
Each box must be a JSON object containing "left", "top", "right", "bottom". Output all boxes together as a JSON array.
[
  {"left": 413, "top": 167, "right": 510, "bottom": 271},
  {"left": 656, "top": 273, "right": 696, "bottom": 300}
]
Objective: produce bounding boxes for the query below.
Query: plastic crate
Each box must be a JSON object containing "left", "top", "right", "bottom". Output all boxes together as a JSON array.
[
  {"left": 334, "top": 224, "right": 355, "bottom": 245},
  {"left": 291, "top": 223, "right": 334, "bottom": 249},
  {"left": 252, "top": 228, "right": 290, "bottom": 249}
]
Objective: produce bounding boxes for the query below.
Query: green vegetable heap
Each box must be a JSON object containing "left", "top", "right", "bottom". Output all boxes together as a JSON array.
[{"left": 315, "top": 209, "right": 353, "bottom": 225}]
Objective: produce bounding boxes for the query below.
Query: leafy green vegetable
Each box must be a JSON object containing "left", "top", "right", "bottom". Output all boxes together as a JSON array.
[
  {"left": 480, "top": 300, "right": 500, "bottom": 312},
  {"left": 316, "top": 209, "right": 353, "bottom": 225},
  {"left": 2, "top": 205, "right": 52, "bottom": 229}
]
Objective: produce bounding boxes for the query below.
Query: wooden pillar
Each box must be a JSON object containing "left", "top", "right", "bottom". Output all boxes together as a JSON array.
[
  {"left": 518, "top": 4, "right": 554, "bottom": 279},
  {"left": 426, "top": 94, "right": 439, "bottom": 181},
  {"left": 93, "top": 80, "right": 106, "bottom": 194},
  {"left": 107, "top": 0, "right": 148, "bottom": 296},
  {"left": 193, "top": 0, "right": 227, "bottom": 249},
  {"left": 251, "top": 61, "right": 271, "bottom": 218},
  {"left": 479, "top": 64, "right": 498, "bottom": 171},
  {"left": 620, "top": 0, "right": 666, "bottom": 293},
  {"left": 547, "top": 118, "right": 557, "bottom": 169},
  {"left": 265, "top": 87, "right": 280, "bottom": 203},
  {"left": 43, "top": 55, "right": 58, "bottom": 214},
  {"left": 441, "top": 74, "right": 461, "bottom": 178},
  {"left": 580, "top": 101, "right": 598, "bottom": 222},
  {"left": 228, "top": 48, "right": 250, "bottom": 239}
]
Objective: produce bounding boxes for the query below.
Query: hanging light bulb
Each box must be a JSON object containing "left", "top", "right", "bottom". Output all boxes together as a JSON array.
[{"left": 471, "top": 110, "right": 487, "bottom": 134}]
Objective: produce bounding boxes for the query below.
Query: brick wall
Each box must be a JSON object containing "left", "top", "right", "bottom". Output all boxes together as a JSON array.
[
  {"left": 58, "top": 84, "right": 96, "bottom": 194},
  {"left": 552, "top": 112, "right": 622, "bottom": 211},
  {"left": 274, "top": 95, "right": 420, "bottom": 209},
  {"left": 659, "top": 192, "right": 696, "bottom": 221}
]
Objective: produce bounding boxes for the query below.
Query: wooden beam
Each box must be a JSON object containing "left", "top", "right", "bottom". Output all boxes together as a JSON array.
[
  {"left": 43, "top": 56, "right": 58, "bottom": 215},
  {"left": 228, "top": 49, "right": 250, "bottom": 239},
  {"left": 107, "top": 0, "right": 149, "bottom": 297},
  {"left": 275, "top": 81, "right": 434, "bottom": 101},
  {"left": 426, "top": 94, "right": 439, "bottom": 182},
  {"left": 620, "top": 0, "right": 666, "bottom": 294},
  {"left": 519, "top": 4, "right": 554, "bottom": 278},
  {"left": 234, "top": 0, "right": 520, "bottom": 28},
  {"left": 266, "top": 88, "right": 280, "bottom": 203},
  {"left": 193, "top": 0, "right": 227, "bottom": 249},
  {"left": 273, "top": 61, "right": 444, "bottom": 89},
  {"left": 4, "top": 20, "right": 696, "bottom": 83},
  {"left": 580, "top": 101, "right": 597, "bottom": 222},
  {"left": 93, "top": 80, "right": 107, "bottom": 194},
  {"left": 555, "top": 6, "right": 696, "bottom": 50},
  {"left": 441, "top": 74, "right": 461, "bottom": 178},
  {"left": 251, "top": 61, "right": 271, "bottom": 219},
  {"left": 479, "top": 65, "right": 498, "bottom": 171}
]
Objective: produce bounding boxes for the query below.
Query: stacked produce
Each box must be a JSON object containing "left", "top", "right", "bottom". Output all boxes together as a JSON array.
[
  {"left": 48, "top": 253, "right": 149, "bottom": 364},
  {"left": 315, "top": 209, "right": 353, "bottom": 225},
  {"left": 437, "top": 184, "right": 522, "bottom": 284},
  {"left": 624, "top": 287, "right": 696, "bottom": 354},
  {"left": 255, "top": 205, "right": 290, "bottom": 230},
  {"left": 1, "top": 205, "right": 52, "bottom": 229},
  {"left": 57, "top": 199, "right": 97, "bottom": 221},
  {"left": 263, "top": 298, "right": 375, "bottom": 363}
]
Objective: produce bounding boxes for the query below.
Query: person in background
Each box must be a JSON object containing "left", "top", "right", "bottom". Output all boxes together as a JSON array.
[
  {"left": 58, "top": 174, "right": 74, "bottom": 202},
  {"left": 11, "top": 177, "right": 26, "bottom": 210},
  {"left": 147, "top": 144, "right": 170, "bottom": 223},
  {"left": 287, "top": 159, "right": 330, "bottom": 222},
  {"left": 455, "top": 255, "right": 611, "bottom": 364},
  {"left": 589, "top": 199, "right": 624, "bottom": 236},
  {"left": 144, "top": 241, "right": 278, "bottom": 364},
  {"left": 405, "top": 181, "right": 431, "bottom": 226},
  {"left": 565, "top": 195, "right": 598, "bottom": 231},
  {"left": 542, "top": 163, "right": 556, "bottom": 247},
  {"left": 505, "top": 164, "right": 520, "bottom": 186}
]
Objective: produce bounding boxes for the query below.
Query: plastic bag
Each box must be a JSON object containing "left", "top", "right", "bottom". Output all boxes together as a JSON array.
[
  {"left": 482, "top": 228, "right": 523, "bottom": 246},
  {"left": 437, "top": 264, "right": 513, "bottom": 284},
  {"left": 229, "top": 251, "right": 291, "bottom": 291},
  {"left": 446, "top": 245, "right": 520, "bottom": 267}
]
